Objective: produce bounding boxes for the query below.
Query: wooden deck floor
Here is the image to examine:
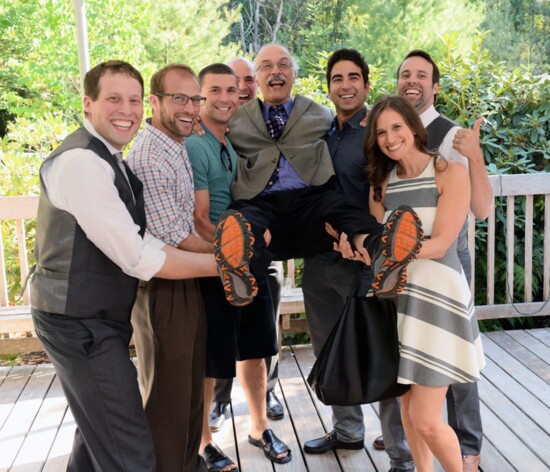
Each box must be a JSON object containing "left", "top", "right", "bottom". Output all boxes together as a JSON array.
[{"left": 1, "top": 329, "right": 550, "bottom": 472}]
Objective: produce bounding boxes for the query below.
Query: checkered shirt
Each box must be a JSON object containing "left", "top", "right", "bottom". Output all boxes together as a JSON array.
[{"left": 127, "top": 121, "right": 195, "bottom": 247}]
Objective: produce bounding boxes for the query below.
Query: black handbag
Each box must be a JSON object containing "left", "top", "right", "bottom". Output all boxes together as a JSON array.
[{"left": 307, "top": 269, "right": 410, "bottom": 406}]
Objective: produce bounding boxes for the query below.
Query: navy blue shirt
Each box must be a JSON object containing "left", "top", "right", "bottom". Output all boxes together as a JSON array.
[{"left": 325, "top": 107, "right": 370, "bottom": 210}]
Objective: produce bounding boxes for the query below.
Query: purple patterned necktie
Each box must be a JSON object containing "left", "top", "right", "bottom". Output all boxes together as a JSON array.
[{"left": 266, "top": 105, "right": 287, "bottom": 141}]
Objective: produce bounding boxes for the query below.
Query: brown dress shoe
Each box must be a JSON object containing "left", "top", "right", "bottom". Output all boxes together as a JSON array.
[
  {"left": 372, "top": 434, "right": 385, "bottom": 450},
  {"left": 462, "top": 454, "right": 480, "bottom": 472}
]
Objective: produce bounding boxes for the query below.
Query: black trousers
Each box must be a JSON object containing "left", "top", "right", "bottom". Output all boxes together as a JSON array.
[
  {"left": 32, "top": 309, "right": 155, "bottom": 472},
  {"left": 232, "top": 181, "right": 382, "bottom": 278}
]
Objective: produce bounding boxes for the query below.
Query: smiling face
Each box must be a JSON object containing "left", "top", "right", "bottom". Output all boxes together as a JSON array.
[
  {"left": 328, "top": 60, "right": 370, "bottom": 123},
  {"left": 254, "top": 45, "right": 297, "bottom": 105},
  {"left": 375, "top": 108, "right": 417, "bottom": 161},
  {"left": 150, "top": 69, "right": 200, "bottom": 142},
  {"left": 83, "top": 72, "right": 144, "bottom": 150},
  {"left": 227, "top": 58, "right": 257, "bottom": 105},
  {"left": 201, "top": 73, "right": 239, "bottom": 125},
  {"left": 397, "top": 55, "right": 438, "bottom": 114}
]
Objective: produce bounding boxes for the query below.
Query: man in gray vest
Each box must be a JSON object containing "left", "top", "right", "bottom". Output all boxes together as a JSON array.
[
  {"left": 29, "top": 60, "right": 254, "bottom": 472},
  {"left": 372, "top": 50, "right": 492, "bottom": 472}
]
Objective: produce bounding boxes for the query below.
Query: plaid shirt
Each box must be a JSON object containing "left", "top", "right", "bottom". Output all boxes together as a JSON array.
[{"left": 127, "top": 120, "right": 195, "bottom": 247}]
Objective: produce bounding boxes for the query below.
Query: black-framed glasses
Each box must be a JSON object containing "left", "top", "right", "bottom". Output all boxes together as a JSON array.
[
  {"left": 220, "top": 144, "right": 233, "bottom": 172},
  {"left": 154, "top": 93, "right": 206, "bottom": 106}
]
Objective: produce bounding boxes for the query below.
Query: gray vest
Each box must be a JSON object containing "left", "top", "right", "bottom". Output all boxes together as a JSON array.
[
  {"left": 30, "top": 127, "right": 146, "bottom": 322},
  {"left": 427, "top": 113, "right": 471, "bottom": 282}
]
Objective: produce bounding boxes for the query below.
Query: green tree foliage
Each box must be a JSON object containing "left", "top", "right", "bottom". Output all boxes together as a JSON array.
[
  {"left": 346, "top": 0, "right": 484, "bottom": 74},
  {"left": 137, "top": 0, "right": 240, "bottom": 74},
  {"left": 228, "top": 0, "right": 487, "bottom": 78},
  {"left": 481, "top": 0, "right": 550, "bottom": 73},
  {"left": 0, "top": 0, "right": 81, "bottom": 125},
  {"left": 0, "top": 0, "right": 238, "bottom": 135}
]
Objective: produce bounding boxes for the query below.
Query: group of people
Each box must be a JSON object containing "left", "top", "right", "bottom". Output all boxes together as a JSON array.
[{"left": 29, "top": 41, "right": 491, "bottom": 472}]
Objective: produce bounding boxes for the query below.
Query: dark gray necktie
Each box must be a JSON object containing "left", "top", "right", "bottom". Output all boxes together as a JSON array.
[
  {"left": 114, "top": 152, "right": 135, "bottom": 201},
  {"left": 114, "top": 152, "right": 130, "bottom": 183},
  {"left": 266, "top": 105, "right": 287, "bottom": 141}
]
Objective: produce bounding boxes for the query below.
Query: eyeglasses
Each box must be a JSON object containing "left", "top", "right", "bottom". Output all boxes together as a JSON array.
[
  {"left": 220, "top": 144, "right": 233, "bottom": 172},
  {"left": 154, "top": 93, "right": 206, "bottom": 106},
  {"left": 256, "top": 60, "right": 293, "bottom": 73}
]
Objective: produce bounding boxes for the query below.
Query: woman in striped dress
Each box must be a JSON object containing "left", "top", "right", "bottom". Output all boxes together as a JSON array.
[{"left": 348, "top": 95, "right": 485, "bottom": 472}]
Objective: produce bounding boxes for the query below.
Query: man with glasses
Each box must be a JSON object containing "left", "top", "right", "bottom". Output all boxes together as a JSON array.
[
  {"left": 186, "top": 63, "right": 289, "bottom": 470},
  {"left": 127, "top": 63, "right": 214, "bottom": 472}
]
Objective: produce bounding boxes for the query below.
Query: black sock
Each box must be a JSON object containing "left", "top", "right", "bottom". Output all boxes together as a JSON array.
[{"left": 363, "top": 233, "right": 381, "bottom": 258}]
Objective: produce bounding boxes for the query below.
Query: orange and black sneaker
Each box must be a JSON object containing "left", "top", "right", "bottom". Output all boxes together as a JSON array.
[
  {"left": 371, "top": 205, "right": 423, "bottom": 299},
  {"left": 214, "top": 210, "right": 258, "bottom": 306}
]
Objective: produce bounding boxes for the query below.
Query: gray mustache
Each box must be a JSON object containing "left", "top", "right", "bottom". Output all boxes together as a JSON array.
[{"left": 267, "top": 74, "right": 286, "bottom": 86}]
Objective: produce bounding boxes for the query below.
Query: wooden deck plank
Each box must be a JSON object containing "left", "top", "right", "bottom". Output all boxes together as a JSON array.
[
  {"left": 482, "top": 333, "right": 550, "bottom": 408},
  {"left": 0, "top": 366, "right": 35, "bottom": 431},
  {"left": 0, "top": 365, "right": 55, "bottom": 472},
  {"left": 478, "top": 358, "right": 550, "bottom": 467},
  {"left": 490, "top": 330, "right": 550, "bottom": 382},
  {"left": 277, "top": 346, "right": 342, "bottom": 472},
  {"left": 293, "top": 345, "right": 383, "bottom": 472},
  {"left": 271, "top": 379, "right": 307, "bottom": 472},
  {"left": 479, "top": 352, "right": 550, "bottom": 433},
  {"left": 477, "top": 397, "right": 547, "bottom": 471},
  {"left": 506, "top": 329, "right": 550, "bottom": 365},
  {"left": 527, "top": 327, "right": 550, "bottom": 345},
  {"left": 4, "top": 329, "right": 550, "bottom": 472},
  {"left": 10, "top": 374, "right": 68, "bottom": 472},
  {"left": 40, "top": 408, "right": 74, "bottom": 472},
  {"left": 0, "top": 366, "right": 10, "bottom": 387},
  {"left": 476, "top": 428, "right": 514, "bottom": 472}
]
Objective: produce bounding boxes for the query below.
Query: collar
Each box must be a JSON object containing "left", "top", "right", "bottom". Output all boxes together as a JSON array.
[
  {"left": 260, "top": 97, "right": 294, "bottom": 120},
  {"left": 84, "top": 120, "right": 122, "bottom": 155},
  {"left": 143, "top": 118, "right": 186, "bottom": 152},
  {"left": 420, "top": 105, "right": 439, "bottom": 128},
  {"left": 333, "top": 106, "right": 367, "bottom": 131}
]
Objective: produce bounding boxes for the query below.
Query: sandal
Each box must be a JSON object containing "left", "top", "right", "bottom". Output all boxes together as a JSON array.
[
  {"left": 203, "top": 443, "right": 238, "bottom": 472},
  {"left": 248, "top": 429, "right": 292, "bottom": 464}
]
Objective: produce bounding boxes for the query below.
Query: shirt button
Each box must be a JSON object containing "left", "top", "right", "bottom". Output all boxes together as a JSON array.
[{"left": 268, "top": 181, "right": 273, "bottom": 186}]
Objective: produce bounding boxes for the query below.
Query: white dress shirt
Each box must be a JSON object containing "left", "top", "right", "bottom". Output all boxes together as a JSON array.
[
  {"left": 40, "top": 121, "right": 166, "bottom": 281},
  {"left": 420, "top": 105, "right": 468, "bottom": 169}
]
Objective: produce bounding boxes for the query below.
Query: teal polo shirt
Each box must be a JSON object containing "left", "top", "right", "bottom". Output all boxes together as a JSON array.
[{"left": 186, "top": 124, "right": 238, "bottom": 224}]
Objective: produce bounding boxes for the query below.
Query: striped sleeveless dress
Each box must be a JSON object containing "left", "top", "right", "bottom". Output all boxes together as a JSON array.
[{"left": 383, "top": 158, "right": 485, "bottom": 386}]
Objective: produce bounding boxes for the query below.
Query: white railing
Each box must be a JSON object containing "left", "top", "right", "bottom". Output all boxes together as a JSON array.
[{"left": 1, "top": 173, "right": 549, "bottom": 352}]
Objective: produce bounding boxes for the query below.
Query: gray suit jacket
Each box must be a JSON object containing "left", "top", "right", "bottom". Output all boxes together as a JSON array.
[{"left": 228, "top": 94, "right": 335, "bottom": 201}]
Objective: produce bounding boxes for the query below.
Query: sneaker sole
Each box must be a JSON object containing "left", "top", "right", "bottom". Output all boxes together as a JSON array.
[
  {"left": 372, "top": 206, "right": 423, "bottom": 298},
  {"left": 383, "top": 206, "right": 423, "bottom": 263},
  {"left": 214, "top": 210, "right": 258, "bottom": 306}
]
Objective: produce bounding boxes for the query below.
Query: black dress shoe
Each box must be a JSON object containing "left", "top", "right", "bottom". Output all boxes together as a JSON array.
[
  {"left": 209, "top": 401, "right": 229, "bottom": 432},
  {"left": 266, "top": 390, "right": 284, "bottom": 420},
  {"left": 373, "top": 434, "right": 385, "bottom": 450},
  {"left": 304, "top": 430, "right": 364, "bottom": 454}
]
